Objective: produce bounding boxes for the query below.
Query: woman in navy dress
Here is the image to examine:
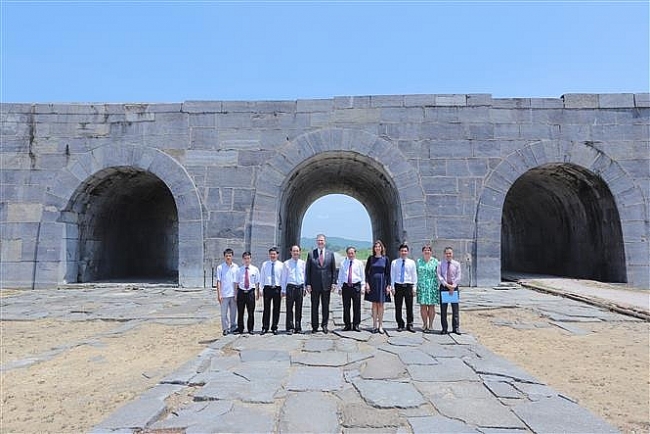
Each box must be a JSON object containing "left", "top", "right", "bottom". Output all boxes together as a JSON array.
[{"left": 364, "top": 239, "right": 391, "bottom": 334}]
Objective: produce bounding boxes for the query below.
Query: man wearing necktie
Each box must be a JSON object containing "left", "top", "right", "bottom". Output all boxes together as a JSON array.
[
  {"left": 337, "top": 246, "right": 366, "bottom": 332},
  {"left": 260, "top": 247, "right": 283, "bottom": 335},
  {"left": 305, "top": 234, "right": 337, "bottom": 333},
  {"left": 233, "top": 251, "right": 260, "bottom": 334},
  {"left": 436, "top": 246, "right": 462, "bottom": 335},
  {"left": 281, "top": 245, "right": 306, "bottom": 334},
  {"left": 390, "top": 243, "right": 418, "bottom": 332}
]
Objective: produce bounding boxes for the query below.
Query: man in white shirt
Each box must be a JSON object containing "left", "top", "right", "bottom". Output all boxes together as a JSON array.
[
  {"left": 260, "top": 247, "right": 284, "bottom": 335},
  {"left": 338, "top": 246, "right": 366, "bottom": 332},
  {"left": 391, "top": 243, "right": 418, "bottom": 333},
  {"left": 214, "top": 248, "right": 239, "bottom": 336},
  {"left": 233, "top": 251, "right": 260, "bottom": 334},
  {"left": 281, "top": 245, "right": 306, "bottom": 334}
]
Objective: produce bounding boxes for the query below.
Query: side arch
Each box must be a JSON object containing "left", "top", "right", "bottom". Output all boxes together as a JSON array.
[
  {"left": 250, "top": 128, "right": 427, "bottom": 259},
  {"left": 475, "top": 140, "right": 649, "bottom": 288},
  {"left": 41, "top": 144, "right": 204, "bottom": 287}
]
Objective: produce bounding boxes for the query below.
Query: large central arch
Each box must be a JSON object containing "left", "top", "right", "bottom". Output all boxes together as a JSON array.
[
  {"left": 280, "top": 152, "right": 402, "bottom": 258},
  {"left": 250, "top": 128, "right": 426, "bottom": 261}
]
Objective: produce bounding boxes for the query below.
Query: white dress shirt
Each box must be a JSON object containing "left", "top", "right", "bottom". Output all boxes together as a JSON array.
[
  {"left": 391, "top": 257, "right": 418, "bottom": 286},
  {"left": 260, "top": 260, "right": 284, "bottom": 287},
  {"left": 216, "top": 261, "right": 239, "bottom": 298},
  {"left": 281, "top": 258, "right": 306, "bottom": 294},
  {"left": 235, "top": 264, "right": 260, "bottom": 291},
  {"left": 337, "top": 258, "right": 366, "bottom": 287}
]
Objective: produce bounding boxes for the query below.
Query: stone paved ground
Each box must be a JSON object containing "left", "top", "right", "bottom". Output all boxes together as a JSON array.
[{"left": 3, "top": 284, "right": 619, "bottom": 433}]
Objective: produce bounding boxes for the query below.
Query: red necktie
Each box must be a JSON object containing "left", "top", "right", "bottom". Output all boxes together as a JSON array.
[
  {"left": 446, "top": 261, "right": 452, "bottom": 284},
  {"left": 244, "top": 266, "right": 250, "bottom": 289},
  {"left": 319, "top": 250, "right": 324, "bottom": 266},
  {"left": 348, "top": 260, "right": 353, "bottom": 284}
]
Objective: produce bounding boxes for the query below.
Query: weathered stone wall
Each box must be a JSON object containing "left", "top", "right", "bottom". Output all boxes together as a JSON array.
[{"left": 1, "top": 93, "right": 648, "bottom": 289}]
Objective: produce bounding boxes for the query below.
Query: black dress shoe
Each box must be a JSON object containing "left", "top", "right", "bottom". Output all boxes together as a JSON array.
[
  {"left": 247, "top": 330, "right": 254, "bottom": 335},
  {"left": 372, "top": 328, "right": 379, "bottom": 334},
  {"left": 440, "top": 330, "right": 448, "bottom": 335},
  {"left": 353, "top": 325, "right": 361, "bottom": 332},
  {"left": 295, "top": 329, "right": 302, "bottom": 334},
  {"left": 406, "top": 326, "right": 416, "bottom": 333},
  {"left": 222, "top": 330, "right": 228, "bottom": 336},
  {"left": 312, "top": 328, "right": 318, "bottom": 333},
  {"left": 287, "top": 329, "right": 294, "bottom": 335},
  {"left": 343, "top": 325, "right": 351, "bottom": 331},
  {"left": 322, "top": 326, "right": 329, "bottom": 334},
  {"left": 397, "top": 327, "right": 405, "bottom": 332},
  {"left": 272, "top": 329, "right": 278, "bottom": 335},
  {"left": 261, "top": 329, "right": 268, "bottom": 335},
  {"left": 452, "top": 329, "right": 462, "bottom": 335}
]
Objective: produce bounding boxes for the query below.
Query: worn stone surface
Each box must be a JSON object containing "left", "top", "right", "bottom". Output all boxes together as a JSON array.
[
  {"left": 3, "top": 93, "right": 647, "bottom": 290},
  {"left": 3, "top": 284, "right": 624, "bottom": 434}
]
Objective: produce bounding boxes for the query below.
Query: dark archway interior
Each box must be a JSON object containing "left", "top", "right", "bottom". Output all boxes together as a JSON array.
[
  {"left": 280, "top": 152, "right": 403, "bottom": 260},
  {"left": 70, "top": 167, "right": 178, "bottom": 283},
  {"left": 502, "top": 163, "right": 626, "bottom": 282}
]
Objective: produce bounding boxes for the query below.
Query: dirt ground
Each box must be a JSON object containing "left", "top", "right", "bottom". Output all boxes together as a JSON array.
[{"left": 1, "top": 306, "right": 648, "bottom": 433}]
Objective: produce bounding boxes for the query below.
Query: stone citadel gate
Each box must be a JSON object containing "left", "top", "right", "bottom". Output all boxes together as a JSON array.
[{"left": 1, "top": 93, "right": 648, "bottom": 289}]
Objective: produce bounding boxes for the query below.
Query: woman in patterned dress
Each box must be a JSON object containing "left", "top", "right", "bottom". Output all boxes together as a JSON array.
[
  {"left": 364, "top": 240, "right": 391, "bottom": 334},
  {"left": 416, "top": 243, "right": 440, "bottom": 333}
]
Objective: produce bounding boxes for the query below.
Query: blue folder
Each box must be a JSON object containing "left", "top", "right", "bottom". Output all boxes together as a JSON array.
[{"left": 441, "top": 290, "right": 459, "bottom": 303}]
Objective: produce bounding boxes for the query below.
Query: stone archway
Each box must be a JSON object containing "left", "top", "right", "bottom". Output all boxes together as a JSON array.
[
  {"left": 66, "top": 167, "right": 179, "bottom": 283},
  {"left": 250, "top": 128, "right": 426, "bottom": 261},
  {"left": 502, "top": 163, "right": 625, "bottom": 282},
  {"left": 280, "top": 152, "right": 402, "bottom": 259},
  {"left": 475, "top": 140, "right": 648, "bottom": 287},
  {"left": 44, "top": 144, "right": 204, "bottom": 287}
]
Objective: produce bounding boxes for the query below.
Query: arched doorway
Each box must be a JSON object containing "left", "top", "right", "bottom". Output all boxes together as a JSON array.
[
  {"left": 65, "top": 167, "right": 179, "bottom": 283},
  {"left": 501, "top": 163, "right": 626, "bottom": 282},
  {"left": 280, "top": 152, "right": 403, "bottom": 259}
]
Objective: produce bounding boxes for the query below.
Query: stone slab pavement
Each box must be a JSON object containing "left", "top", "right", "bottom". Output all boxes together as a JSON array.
[{"left": 1, "top": 282, "right": 631, "bottom": 433}]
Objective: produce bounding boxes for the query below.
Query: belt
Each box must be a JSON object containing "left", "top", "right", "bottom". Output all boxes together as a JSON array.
[
  {"left": 264, "top": 285, "right": 281, "bottom": 289},
  {"left": 343, "top": 282, "right": 361, "bottom": 287},
  {"left": 287, "top": 283, "right": 304, "bottom": 288},
  {"left": 395, "top": 283, "right": 413, "bottom": 286},
  {"left": 238, "top": 288, "right": 253, "bottom": 293}
]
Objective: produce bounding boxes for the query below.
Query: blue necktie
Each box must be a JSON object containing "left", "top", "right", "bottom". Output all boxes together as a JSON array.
[
  {"left": 271, "top": 261, "right": 276, "bottom": 286},
  {"left": 400, "top": 259, "right": 405, "bottom": 283}
]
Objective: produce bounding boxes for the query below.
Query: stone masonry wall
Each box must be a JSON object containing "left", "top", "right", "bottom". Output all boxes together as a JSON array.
[{"left": 1, "top": 93, "right": 648, "bottom": 289}]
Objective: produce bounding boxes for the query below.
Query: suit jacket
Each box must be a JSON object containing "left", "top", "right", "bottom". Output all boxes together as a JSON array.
[{"left": 305, "top": 248, "right": 336, "bottom": 292}]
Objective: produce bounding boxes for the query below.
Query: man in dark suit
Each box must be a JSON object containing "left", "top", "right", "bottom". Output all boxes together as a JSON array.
[{"left": 305, "top": 234, "right": 337, "bottom": 333}]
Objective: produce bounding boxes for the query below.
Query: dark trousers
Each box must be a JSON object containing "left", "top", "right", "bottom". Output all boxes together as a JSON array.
[
  {"left": 236, "top": 289, "right": 256, "bottom": 332},
  {"left": 262, "top": 286, "right": 281, "bottom": 331},
  {"left": 394, "top": 283, "right": 414, "bottom": 328},
  {"left": 342, "top": 283, "right": 362, "bottom": 327},
  {"left": 310, "top": 288, "right": 331, "bottom": 330},
  {"left": 285, "top": 284, "right": 304, "bottom": 331},
  {"left": 439, "top": 285, "right": 460, "bottom": 332}
]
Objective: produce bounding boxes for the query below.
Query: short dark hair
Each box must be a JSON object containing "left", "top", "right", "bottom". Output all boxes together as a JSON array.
[
  {"left": 242, "top": 251, "right": 251, "bottom": 258},
  {"left": 444, "top": 246, "right": 453, "bottom": 253},
  {"left": 223, "top": 248, "right": 234, "bottom": 256},
  {"left": 290, "top": 245, "right": 301, "bottom": 251},
  {"left": 268, "top": 246, "right": 279, "bottom": 253},
  {"left": 399, "top": 243, "right": 410, "bottom": 251},
  {"left": 346, "top": 246, "right": 356, "bottom": 253}
]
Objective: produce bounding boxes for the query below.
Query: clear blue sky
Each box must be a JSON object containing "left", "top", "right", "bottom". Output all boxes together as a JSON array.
[{"left": 2, "top": 1, "right": 648, "bottom": 241}]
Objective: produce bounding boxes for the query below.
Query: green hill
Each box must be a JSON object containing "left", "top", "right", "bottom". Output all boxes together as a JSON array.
[{"left": 299, "top": 236, "right": 372, "bottom": 252}]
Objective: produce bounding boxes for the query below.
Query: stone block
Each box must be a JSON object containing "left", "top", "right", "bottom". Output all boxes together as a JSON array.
[
  {"left": 634, "top": 93, "right": 650, "bottom": 108},
  {"left": 182, "top": 101, "right": 222, "bottom": 113},
  {"left": 6, "top": 203, "right": 43, "bottom": 222},
  {"left": 530, "top": 98, "right": 563, "bottom": 109},
  {"left": 598, "top": 93, "right": 635, "bottom": 108},
  {"left": 435, "top": 95, "right": 466, "bottom": 106},
  {"left": 493, "top": 123, "right": 519, "bottom": 139},
  {"left": 380, "top": 107, "right": 424, "bottom": 123},
  {"left": 492, "top": 98, "right": 531, "bottom": 109},
  {"left": 562, "top": 93, "right": 598, "bottom": 108},
  {"left": 404, "top": 94, "right": 435, "bottom": 107},
  {"left": 253, "top": 100, "right": 295, "bottom": 113},
  {"left": 1, "top": 239, "right": 22, "bottom": 261},
  {"left": 466, "top": 94, "right": 492, "bottom": 106},
  {"left": 189, "top": 127, "right": 218, "bottom": 149},
  {"left": 296, "top": 98, "right": 333, "bottom": 112},
  {"left": 370, "top": 95, "right": 403, "bottom": 107},
  {"left": 0, "top": 261, "right": 35, "bottom": 288},
  {"left": 333, "top": 108, "right": 380, "bottom": 123},
  {"left": 184, "top": 150, "right": 237, "bottom": 166},
  {"left": 205, "top": 166, "right": 255, "bottom": 188}
]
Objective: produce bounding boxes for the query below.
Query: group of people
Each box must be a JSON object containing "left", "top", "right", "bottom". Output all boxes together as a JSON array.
[{"left": 213, "top": 234, "right": 462, "bottom": 336}]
